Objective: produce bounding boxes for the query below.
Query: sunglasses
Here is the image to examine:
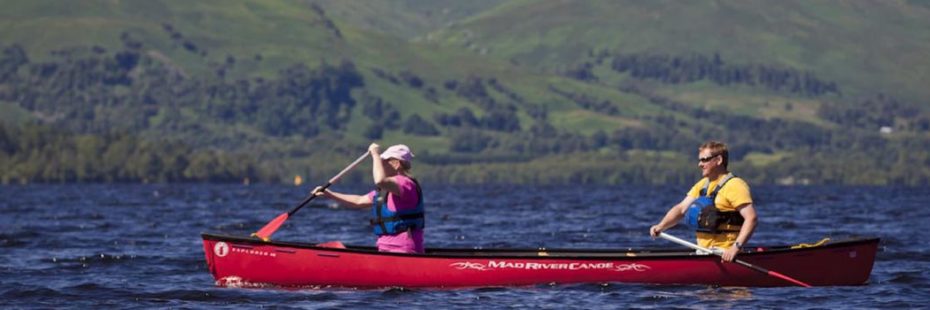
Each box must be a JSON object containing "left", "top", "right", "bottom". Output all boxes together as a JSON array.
[{"left": 698, "top": 154, "right": 719, "bottom": 163}]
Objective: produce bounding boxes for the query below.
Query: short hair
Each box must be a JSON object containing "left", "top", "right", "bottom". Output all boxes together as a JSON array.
[{"left": 699, "top": 141, "right": 729, "bottom": 169}]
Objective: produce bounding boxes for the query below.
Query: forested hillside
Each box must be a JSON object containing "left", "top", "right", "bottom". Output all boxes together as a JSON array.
[{"left": 1, "top": 0, "right": 928, "bottom": 185}]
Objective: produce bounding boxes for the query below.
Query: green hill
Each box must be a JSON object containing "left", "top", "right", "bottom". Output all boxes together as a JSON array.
[
  {"left": 309, "top": 0, "right": 504, "bottom": 39},
  {"left": 1, "top": 0, "right": 928, "bottom": 185},
  {"left": 426, "top": 0, "right": 930, "bottom": 103}
]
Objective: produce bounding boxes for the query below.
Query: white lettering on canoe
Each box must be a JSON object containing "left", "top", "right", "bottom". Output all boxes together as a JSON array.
[
  {"left": 222, "top": 246, "right": 277, "bottom": 258},
  {"left": 450, "top": 261, "right": 650, "bottom": 272},
  {"left": 450, "top": 262, "right": 489, "bottom": 271},
  {"left": 614, "top": 263, "right": 650, "bottom": 272}
]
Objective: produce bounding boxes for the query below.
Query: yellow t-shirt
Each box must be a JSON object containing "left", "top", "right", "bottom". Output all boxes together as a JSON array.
[{"left": 686, "top": 174, "right": 753, "bottom": 248}]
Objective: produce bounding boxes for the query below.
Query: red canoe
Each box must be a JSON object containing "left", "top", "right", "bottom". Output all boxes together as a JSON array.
[{"left": 201, "top": 233, "right": 879, "bottom": 288}]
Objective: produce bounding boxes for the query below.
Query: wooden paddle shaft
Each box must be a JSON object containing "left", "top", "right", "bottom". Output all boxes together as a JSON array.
[
  {"left": 328, "top": 152, "right": 371, "bottom": 184},
  {"left": 659, "top": 232, "right": 719, "bottom": 254},
  {"left": 287, "top": 151, "right": 370, "bottom": 216}
]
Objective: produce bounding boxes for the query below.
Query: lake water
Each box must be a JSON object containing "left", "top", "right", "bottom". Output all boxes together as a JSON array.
[{"left": 1, "top": 184, "right": 928, "bottom": 309}]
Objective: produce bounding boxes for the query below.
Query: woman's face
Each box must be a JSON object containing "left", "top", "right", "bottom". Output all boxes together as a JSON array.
[{"left": 384, "top": 158, "right": 401, "bottom": 174}]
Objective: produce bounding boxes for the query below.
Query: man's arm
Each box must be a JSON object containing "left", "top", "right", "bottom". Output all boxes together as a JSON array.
[
  {"left": 650, "top": 196, "right": 697, "bottom": 237},
  {"left": 721, "top": 203, "right": 757, "bottom": 262}
]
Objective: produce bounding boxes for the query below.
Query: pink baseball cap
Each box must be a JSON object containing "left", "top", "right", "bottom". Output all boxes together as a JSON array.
[{"left": 380, "top": 144, "right": 415, "bottom": 162}]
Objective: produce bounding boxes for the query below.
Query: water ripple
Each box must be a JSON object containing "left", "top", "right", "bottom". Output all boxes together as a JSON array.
[{"left": 0, "top": 184, "right": 927, "bottom": 308}]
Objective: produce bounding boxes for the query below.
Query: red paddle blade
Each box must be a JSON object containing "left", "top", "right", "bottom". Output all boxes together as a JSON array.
[
  {"left": 768, "top": 271, "right": 813, "bottom": 288},
  {"left": 315, "top": 241, "right": 346, "bottom": 249},
  {"left": 252, "top": 213, "right": 289, "bottom": 241}
]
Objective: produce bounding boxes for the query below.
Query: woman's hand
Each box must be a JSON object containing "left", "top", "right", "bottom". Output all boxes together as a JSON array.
[
  {"left": 368, "top": 143, "right": 381, "bottom": 158},
  {"left": 311, "top": 186, "right": 327, "bottom": 197}
]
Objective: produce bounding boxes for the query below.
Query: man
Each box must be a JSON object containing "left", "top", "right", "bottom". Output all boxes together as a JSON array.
[
  {"left": 649, "top": 141, "right": 757, "bottom": 262},
  {"left": 313, "top": 143, "right": 425, "bottom": 253}
]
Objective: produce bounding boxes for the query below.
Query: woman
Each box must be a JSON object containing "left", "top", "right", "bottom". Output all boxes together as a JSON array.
[{"left": 313, "top": 143, "right": 425, "bottom": 254}]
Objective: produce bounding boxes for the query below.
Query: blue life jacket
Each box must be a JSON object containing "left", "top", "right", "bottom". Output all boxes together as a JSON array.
[
  {"left": 370, "top": 178, "right": 424, "bottom": 236},
  {"left": 684, "top": 174, "right": 744, "bottom": 233}
]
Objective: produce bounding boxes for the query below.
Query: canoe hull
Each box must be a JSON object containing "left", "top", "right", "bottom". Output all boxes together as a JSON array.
[{"left": 201, "top": 233, "right": 878, "bottom": 288}]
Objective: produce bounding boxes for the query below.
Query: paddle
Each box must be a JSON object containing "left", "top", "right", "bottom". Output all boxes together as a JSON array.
[
  {"left": 658, "top": 232, "right": 812, "bottom": 288},
  {"left": 252, "top": 151, "right": 370, "bottom": 241}
]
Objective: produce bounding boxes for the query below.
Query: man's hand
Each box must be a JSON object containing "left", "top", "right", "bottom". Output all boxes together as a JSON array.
[
  {"left": 721, "top": 244, "right": 740, "bottom": 262},
  {"left": 649, "top": 225, "right": 663, "bottom": 238}
]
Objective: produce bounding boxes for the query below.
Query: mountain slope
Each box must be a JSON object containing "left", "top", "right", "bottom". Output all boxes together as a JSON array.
[
  {"left": 427, "top": 0, "right": 930, "bottom": 103},
  {"left": 1, "top": 0, "right": 929, "bottom": 185},
  {"left": 307, "top": 0, "right": 506, "bottom": 39}
]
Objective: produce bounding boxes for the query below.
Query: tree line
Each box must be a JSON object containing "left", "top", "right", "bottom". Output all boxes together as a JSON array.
[
  {"left": 2, "top": 38, "right": 929, "bottom": 185},
  {"left": 564, "top": 50, "right": 840, "bottom": 97},
  {"left": 0, "top": 123, "right": 261, "bottom": 183}
]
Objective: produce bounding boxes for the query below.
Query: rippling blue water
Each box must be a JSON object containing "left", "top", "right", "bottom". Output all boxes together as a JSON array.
[{"left": 1, "top": 184, "right": 928, "bottom": 309}]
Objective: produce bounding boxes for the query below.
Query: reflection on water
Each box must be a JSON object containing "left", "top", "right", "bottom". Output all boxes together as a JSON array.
[{"left": 696, "top": 286, "right": 753, "bottom": 303}]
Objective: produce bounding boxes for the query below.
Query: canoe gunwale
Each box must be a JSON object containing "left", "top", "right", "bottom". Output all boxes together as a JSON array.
[{"left": 201, "top": 232, "right": 880, "bottom": 260}]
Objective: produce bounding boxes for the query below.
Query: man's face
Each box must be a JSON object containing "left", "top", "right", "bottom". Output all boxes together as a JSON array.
[{"left": 697, "top": 148, "right": 721, "bottom": 177}]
